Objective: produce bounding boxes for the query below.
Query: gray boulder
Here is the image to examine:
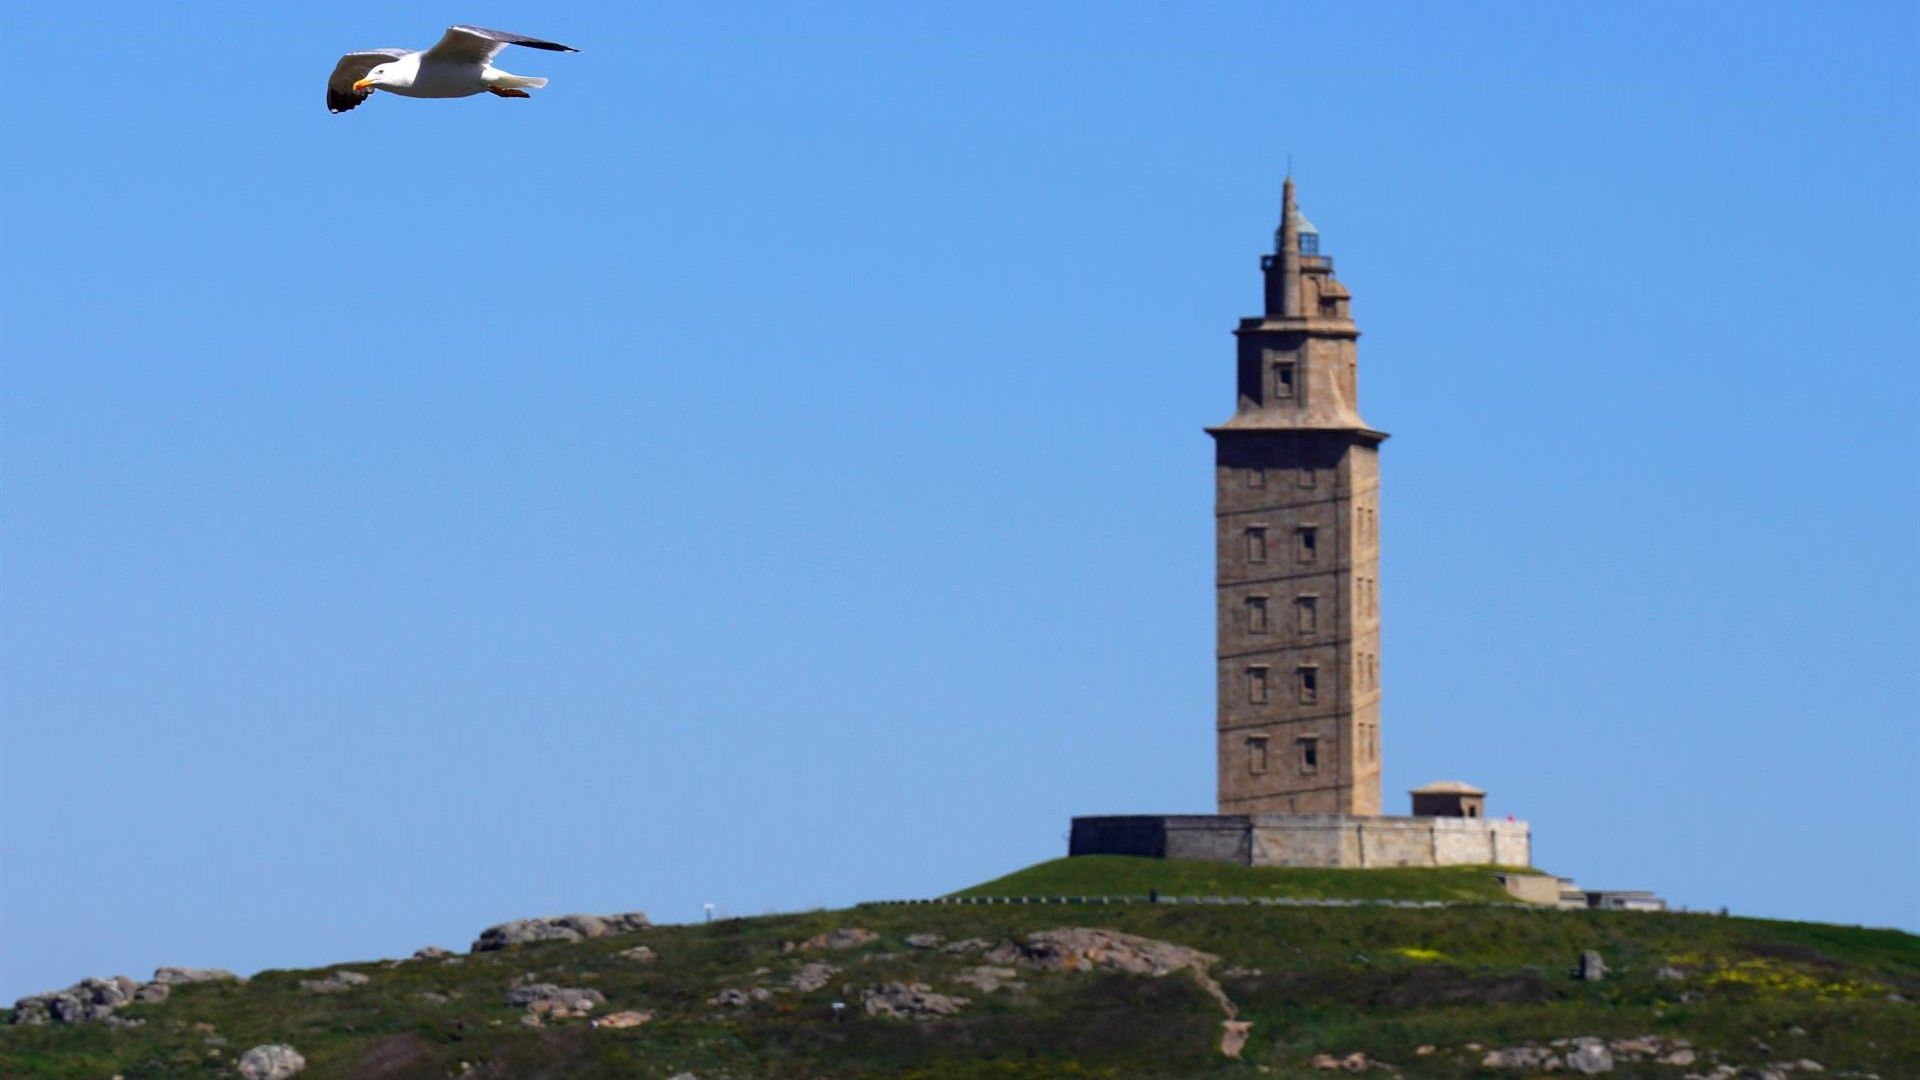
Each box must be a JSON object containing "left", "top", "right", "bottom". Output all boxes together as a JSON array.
[
  {"left": 236, "top": 1043, "right": 306, "bottom": 1079},
  {"left": 1576, "top": 950, "right": 1608, "bottom": 981},
  {"left": 471, "top": 912, "right": 650, "bottom": 952},
  {"left": 505, "top": 983, "right": 605, "bottom": 1018},
  {"left": 411, "top": 946, "right": 455, "bottom": 961},
  {"left": 1566, "top": 1037, "right": 1614, "bottom": 1074},
  {"left": 152, "top": 966, "right": 241, "bottom": 985},
  {"left": 788, "top": 962, "right": 840, "bottom": 993}
]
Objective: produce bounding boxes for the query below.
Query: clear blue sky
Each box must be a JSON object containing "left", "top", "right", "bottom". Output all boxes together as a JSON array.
[{"left": 2, "top": 2, "right": 1915, "bottom": 1000}]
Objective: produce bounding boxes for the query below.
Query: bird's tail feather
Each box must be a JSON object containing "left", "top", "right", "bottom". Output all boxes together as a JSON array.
[{"left": 490, "top": 74, "right": 549, "bottom": 90}]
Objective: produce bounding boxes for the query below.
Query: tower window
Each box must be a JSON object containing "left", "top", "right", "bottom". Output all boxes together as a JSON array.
[
  {"left": 1246, "top": 596, "right": 1269, "bottom": 634},
  {"left": 1298, "top": 736, "right": 1320, "bottom": 772},
  {"left": 1247, "top": 736, "right": 1269, "bottom": 775},
  {"left": 1299, "top": 234, "right": 1319, "bottom": 256},
  {"left": 1296, "top": 665, "right": 1319, "bottom": 704},
  {"left": 1296, "top": 527, "right": 1318, "bottom": 562},
  {"left": 1245, "top": 526, "right": 1268, "bottom": 564},
  {"left": 1247, "top": 665, "right": 1270, "bottom": 705},
  {"left": 1296, "top": 595, "right": 1318, "bottom": 635},
  {"left": 1246, "top": 467, "right": 1266, "bottom": 489},
  {"left": 1273, "top": 362, "right": 1296, "bottom": 401}
]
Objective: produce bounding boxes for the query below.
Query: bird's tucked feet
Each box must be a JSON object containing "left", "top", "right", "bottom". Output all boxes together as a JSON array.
[{"left": 488, "top": 87, "right": 532, "bottom": 98}]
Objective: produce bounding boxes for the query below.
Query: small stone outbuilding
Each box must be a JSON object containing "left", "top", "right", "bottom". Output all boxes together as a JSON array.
[{"left": 1410, "top": 781, "right": 1485, "bottom": 819}]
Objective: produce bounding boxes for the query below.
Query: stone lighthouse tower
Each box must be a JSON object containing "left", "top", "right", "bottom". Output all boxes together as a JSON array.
[
  {"left": 1208, "top": 178, "right": 1386, "bottom": 816},
  {"left": 1068, "top": 184, "right": 1528, "bottom": 868}
]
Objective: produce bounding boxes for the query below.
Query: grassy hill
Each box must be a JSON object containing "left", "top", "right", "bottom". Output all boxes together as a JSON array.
[{"left": 5, "top": 858, "right": 1915, "bottom": 1078}]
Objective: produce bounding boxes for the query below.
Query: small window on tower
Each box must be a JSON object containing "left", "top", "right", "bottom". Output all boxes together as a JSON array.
[
  {"left": 1298, "top": 736, "right": 1320, "bottom": 772},
  {"left": 1246, "top": 596, "right": 1269, "bottom": 634},
  {"left": 1246, "top": 526, "right": 1268, "bottom": 564},
  {"left": 1297, "top": 527, "right": 1318, "bottom": 562},
  {"left": 1247, "top": 736, "right": 1269, "bottom": 775},
  {"left": 1273, "top": 362, "right": 1296, "bottom": 401},
  {"left": 1300, "top": 234, "right": 1319, "bottom": 256},
  {"left": 1297, "top": 665, "right": 1319, "bottom": 704},
  {"left": 1247, "top": 665, "right": 1270, "bottom": 705},
  {"left": 1247, "top": 467, "right": 1266, "bottom": 489},
  {"left": 1296, "top": 595, "right": 1319, "bottom": 635}
]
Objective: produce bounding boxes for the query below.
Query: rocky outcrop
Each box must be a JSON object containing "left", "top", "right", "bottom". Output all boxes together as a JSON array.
[
  {"left": 860, "top": 981, "right": 969, "bottom": 1019},
  {"left": 709, "top": 986, "right": 774, "bottom": 1007},
  {"left": 789, "top": 962, "right": 840, "bottom": 993},
  {"left": 788, "top": 928, "right": 879, "bottom": 953},
  {"left": 236, "top": 1043, "right": 306, "bottom": 1079},
  {"left": 153, "top": 967, "right": 242, "bottom": 986},
  {"left": 949, "top": 965, "right": 1021, "bottom": 993},
  {"left": 410, "top": 947, "right": 455, "bottom": 961},
  {"left": 471, "top": 911, "right": 650, "bottom": 952},
  {"left": 1565, "top": 1037, "right": 1614, "bottom": 1074},
  {"left": 991, "top": 928, "right": 1218, "bottom": 978},
  {"left": 9, "top": 965, "right": 233, "bottom": 1026},
  {"left": 11, "top": 977, "right": 141, "bottom": 1025},
  {"left": 987, "top": 927, "right": 1235, "bottom": 1017},
  {"left": 298, "top": 970, "right": 370, "bottom": 994},
  {"left": 618, "top": 945, "right": 657, "bottom": 963},
  {"left": 1476, "top": 1034, "right": 1699, "bottom": 1073},
  {"left": 1482, "top": 1046, "right": 1557, "bottom": 1070},
  {"left": 505, "top": 984, "right": 605, "bottom": 1020}
]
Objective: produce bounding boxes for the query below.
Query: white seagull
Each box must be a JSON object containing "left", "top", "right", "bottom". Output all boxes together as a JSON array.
[{"left": 327, "top": 25, "right": 578, "bottom": 114}]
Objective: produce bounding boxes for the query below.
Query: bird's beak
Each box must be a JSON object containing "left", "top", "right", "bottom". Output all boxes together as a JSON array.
[{"left": 352, "top": 78, "right": 376, "bottom": 92}]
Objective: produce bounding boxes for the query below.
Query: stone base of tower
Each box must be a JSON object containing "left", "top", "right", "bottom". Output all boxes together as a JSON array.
[{"left": 1069, "top": 813, "right": 1531, "bottom": 869}]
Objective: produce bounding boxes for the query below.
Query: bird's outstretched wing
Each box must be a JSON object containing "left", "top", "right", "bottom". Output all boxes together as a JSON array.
[
  {"left": 327, "top": 49, "right": 410, "bottom": 113},
  {"left": 421, "top": 25, "right": 578, "bottom": 66}
]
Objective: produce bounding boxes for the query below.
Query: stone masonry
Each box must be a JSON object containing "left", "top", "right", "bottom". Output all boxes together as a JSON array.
[{"left": 1071, "top": 814, "right": 1530, "bottom": 870}]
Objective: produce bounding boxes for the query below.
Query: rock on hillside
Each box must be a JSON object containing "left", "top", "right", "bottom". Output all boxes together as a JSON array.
[
  {"left": 12, "top": 968, "right": 239, "bottom": 1026},
  {"left": 470, "top": 911, "right": 650, "bottom": 952}
]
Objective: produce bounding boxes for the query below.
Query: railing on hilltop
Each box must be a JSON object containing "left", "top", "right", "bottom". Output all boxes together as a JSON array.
[{"left": 862, "top": 895, "right": 1546, "bottom": 911}]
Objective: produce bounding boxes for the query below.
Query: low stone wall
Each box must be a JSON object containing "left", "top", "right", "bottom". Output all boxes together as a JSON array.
[{"left": 1070, "top": 813, "right": 1530, "bottom": 869}]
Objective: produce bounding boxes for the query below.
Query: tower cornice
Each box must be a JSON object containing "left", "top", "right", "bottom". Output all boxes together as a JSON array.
[
  {"left": 1205, "top": 423, "right": 1389, "bottom": 443},
  {"left": 1236, "top": 317, "right": 1361, "bottom": 340}
]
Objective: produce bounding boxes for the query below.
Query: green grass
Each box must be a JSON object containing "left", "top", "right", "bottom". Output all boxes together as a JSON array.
[
  {"left": 4, "top": 859, "right": 1915, "bottom": 1078},
  {"left": 950, "top": 855, "right": 1543, "bottom": 903}
]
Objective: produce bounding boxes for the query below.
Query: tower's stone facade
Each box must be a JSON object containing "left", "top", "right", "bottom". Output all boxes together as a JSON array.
[{"left": 1208, "top": 179, "right": 1386, "bottom": 816}]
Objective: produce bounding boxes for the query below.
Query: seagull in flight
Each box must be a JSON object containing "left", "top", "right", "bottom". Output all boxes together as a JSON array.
[{"left": 327, "top": 25, "right": 578, "bottom": 114}]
